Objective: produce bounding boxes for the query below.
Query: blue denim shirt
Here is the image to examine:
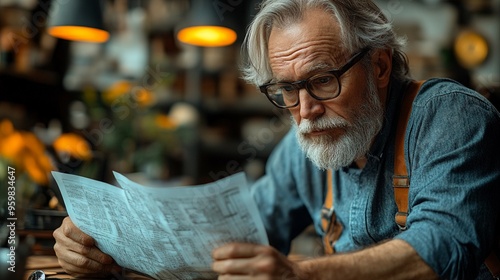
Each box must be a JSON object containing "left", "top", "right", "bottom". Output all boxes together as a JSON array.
[{"left": 250, "top": 78, "right": 500, "bottom": 279}]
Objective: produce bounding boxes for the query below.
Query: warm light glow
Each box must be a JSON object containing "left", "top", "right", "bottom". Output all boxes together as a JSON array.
[
  {"left": 177, "top": 26, "right": 237, "bottom": 47},
  {"left": 454, "top": 30, "right": 489, "bottom": 69},
  {"left": 48, "top": 26, "right": 109, "bottom": 43}
]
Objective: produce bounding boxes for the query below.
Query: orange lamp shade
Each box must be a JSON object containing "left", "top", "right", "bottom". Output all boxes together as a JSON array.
[
  {"left": 47, "top": 0, "right": 109, "bottom": 43},
  {"left": 177, "top": 26, "right": 237, "bottom": 47},
  {"left": 48, "top": 26, "right": 109, "bottom": 43}
]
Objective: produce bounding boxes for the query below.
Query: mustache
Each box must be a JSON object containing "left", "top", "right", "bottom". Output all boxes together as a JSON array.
[{"left": 296, "top": 116, "right": 350, "bottom": 134}]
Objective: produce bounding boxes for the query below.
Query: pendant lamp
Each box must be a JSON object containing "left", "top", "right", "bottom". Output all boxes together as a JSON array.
[
  {"left": 47, "top": 0, "right": 109, "bottom": 43},
  {"left": 177, "top": 0, "right": 237, "bottom": 47}
]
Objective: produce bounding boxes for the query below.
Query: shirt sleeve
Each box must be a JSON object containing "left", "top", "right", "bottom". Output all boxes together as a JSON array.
[
  {"left": 395, "top": 80, "right": 500, "bottom": 279},
  {"left": 250, "top": 127, "right": 318, "bottom": 254}
]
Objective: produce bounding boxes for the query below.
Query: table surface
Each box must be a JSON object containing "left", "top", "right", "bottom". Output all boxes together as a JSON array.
[
  {"left": 24, "top": 255, "right": 153, "bottom": 280},
  {"left": 24, "top": 254, "right": 308, "bottom": 279}
]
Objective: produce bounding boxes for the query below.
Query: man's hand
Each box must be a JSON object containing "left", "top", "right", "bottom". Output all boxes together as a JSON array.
[
  {"left": 212, "top": 243, "right": 308, "bottom": 279},
  {"left": 53, "top": 217, "right": 121, "bottom": 277},
  {"left": 211, "top": 240, "right": 438, "bottom": 280}
]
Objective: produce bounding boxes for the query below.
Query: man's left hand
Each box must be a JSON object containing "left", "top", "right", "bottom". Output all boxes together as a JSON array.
[{"left": 212, "top": 243, "right": 307, "bottom": 279}]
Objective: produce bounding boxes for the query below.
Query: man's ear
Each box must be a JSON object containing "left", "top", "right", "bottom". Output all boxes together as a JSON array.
[{"left": 371, "top": 49, "right": 392, "bottom": 89}]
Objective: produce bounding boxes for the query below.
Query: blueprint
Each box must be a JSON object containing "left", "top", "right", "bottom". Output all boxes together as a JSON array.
[{"left": 52, "top": 171, "right": 269, "bottom": 280}]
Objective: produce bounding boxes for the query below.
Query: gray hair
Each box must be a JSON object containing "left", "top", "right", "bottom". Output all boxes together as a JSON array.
[{"left": 241, "top": 0, "right": 410, "bottom": 86}]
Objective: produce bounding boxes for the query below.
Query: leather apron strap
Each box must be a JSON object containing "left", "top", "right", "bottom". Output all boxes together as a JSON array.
[
  {"left": 321, "top": 169, "right": 342, "bottom": 254},
  {"left": 393, "top": 80, "right": 423, "bottom": 230}
]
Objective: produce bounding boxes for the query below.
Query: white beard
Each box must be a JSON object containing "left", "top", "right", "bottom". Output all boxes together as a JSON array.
[{"left": 294, "top": 77, "right": 384, "bottom": 170}]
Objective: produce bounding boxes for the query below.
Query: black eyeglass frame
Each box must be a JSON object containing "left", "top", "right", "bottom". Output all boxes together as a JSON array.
[{"left": 259, "top": 47, "right": 371, "bottom": 109}]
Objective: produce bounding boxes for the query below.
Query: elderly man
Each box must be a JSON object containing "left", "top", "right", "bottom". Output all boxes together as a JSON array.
[{"left": 53, "top": 0, "right": 500, "bottom": 279}]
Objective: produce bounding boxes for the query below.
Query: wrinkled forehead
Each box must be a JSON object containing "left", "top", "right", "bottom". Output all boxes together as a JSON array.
[{"left": 267, "top": 8, "right": 349, "bottom": 79}]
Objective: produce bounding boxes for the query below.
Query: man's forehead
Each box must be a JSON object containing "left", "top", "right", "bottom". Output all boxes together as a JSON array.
[
  {"left": 267, "top": 8, "right": 348, "bottom": 80},
  {"left": 270, "top": 60, "right": 334, "bottom": 82},
  {"left": 268, "top": 45, "right": 348, "bottom": 81},
  {"left": 268, "top": 10, "right": 344, "bottom": 51}
]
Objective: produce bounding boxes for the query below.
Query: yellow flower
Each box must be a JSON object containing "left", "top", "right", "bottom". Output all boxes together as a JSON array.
[
  {"left": 0, "top": 131, "right": 25, "bottom": 164},
  {"left": 0, "top": 119, "right": 54, "bottom": 186},
  {"left": 102, "top": 80, "right": 155, "bottom": 108},
  {"left": 0, "top": 119, "right": 14, "bottom": 136},
  {"left": 53, "top": 133, "right": 93, "bottom": 161},
  {"left": 22, "top": 151, "right": 52, "bottom": 186},
  {"left": 102, "top": 80, "right": 132, "bottom": 104},
  {"left": 135, "top": 88, "right": 155, "bottom": 108},
  {"left": 155, "top": 114, "right": 177, "bottom": 130}
]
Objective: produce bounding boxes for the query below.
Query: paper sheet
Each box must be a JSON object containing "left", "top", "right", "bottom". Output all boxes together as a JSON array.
[{"left": 52, "top": 171, "right": 269, "bottom": 280}]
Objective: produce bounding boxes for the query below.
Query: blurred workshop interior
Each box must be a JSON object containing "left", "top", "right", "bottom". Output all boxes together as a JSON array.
[{"left": 0, "top": 0, "right": 499, "bottom": 275}]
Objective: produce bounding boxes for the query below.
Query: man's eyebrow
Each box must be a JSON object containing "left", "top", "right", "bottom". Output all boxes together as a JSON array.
[
  {"left": 272, "top": 62, "right": 334, "bottom": 83},
  {"left": 306, "top": 62, "right": 334, "bottom": 74}
]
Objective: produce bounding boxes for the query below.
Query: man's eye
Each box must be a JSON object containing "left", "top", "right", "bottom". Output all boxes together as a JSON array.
[
  {"left": 280, "top": 85, "right": 295, "bottom": 92},
  {"left": 312, "top": 76, "right": 334, "bottom": 85}
]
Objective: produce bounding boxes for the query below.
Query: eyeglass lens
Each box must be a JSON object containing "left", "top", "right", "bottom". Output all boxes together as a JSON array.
[{"left": 266, "top": 72, "right": 341, "bottom": 108}]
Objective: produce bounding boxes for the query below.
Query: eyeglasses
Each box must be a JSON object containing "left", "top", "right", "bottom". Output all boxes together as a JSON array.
[{"left": 259, "top": 48, "right": 370, "bottom": 109}]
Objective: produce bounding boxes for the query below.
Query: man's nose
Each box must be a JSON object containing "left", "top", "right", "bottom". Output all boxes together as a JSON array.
[{"left": 298, "top": 88, "right": 324, "bottom": 120}]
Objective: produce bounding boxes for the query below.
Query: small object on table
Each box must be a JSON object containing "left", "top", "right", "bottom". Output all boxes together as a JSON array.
[{"left": 28, "top": 270, "right": 45, "bottom": 280}]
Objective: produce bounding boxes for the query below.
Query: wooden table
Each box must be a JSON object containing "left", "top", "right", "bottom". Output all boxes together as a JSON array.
[{"left": 24, "top": 255, "right": 153, "bottom": 280}]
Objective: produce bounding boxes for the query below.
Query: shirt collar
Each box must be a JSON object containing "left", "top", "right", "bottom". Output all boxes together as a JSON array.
[{"left": 367, "top": 77, "right": 412, "bottom": 161}]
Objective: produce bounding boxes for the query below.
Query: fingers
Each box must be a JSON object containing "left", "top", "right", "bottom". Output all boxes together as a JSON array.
[
  {"left": 217, "top": 275, "right": 253, "bottom": 280},
  {"left": 213, "top": 258, "right": 253, "bottom": 275},
  {"left": 59, "top": 217, "right": 95, "bottom": 247},
  {"left": 56, "top": 250, "right": 121, "bottom": 278},
  {"left": 212, "top": 243, "right": 256, "bottom": 275},
  {"left": 213, "top": 243, "right": 265, "bottom": 260},
  {"left": 53, "top": 217, "right": 119, "bottom": 277},
  {"left": 54, "top": 217, "right": 114, "bottom": 264},
  {"left": 212, "top": 243, "right": 289, "bottom": 276}
]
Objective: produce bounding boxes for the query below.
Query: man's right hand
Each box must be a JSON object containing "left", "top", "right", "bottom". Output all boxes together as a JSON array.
[{"left": 53, "top": 217, "right": 121, "bottom": 277}]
